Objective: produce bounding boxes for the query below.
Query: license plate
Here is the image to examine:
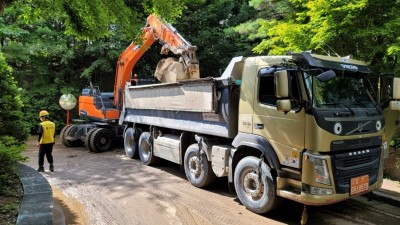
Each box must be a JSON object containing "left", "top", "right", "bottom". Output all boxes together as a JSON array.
[{"left": 350, "top": 175, "right": 369, "bottom": 195}]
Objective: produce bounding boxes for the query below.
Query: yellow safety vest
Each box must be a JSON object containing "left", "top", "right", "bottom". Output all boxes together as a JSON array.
[{"left": 40, "top": 120, "right": 55, "bottom": 144}]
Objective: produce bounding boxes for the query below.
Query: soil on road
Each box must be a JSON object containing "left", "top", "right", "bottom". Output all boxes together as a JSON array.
[{"left": 23, "top": 137, "right": 294, "bottom": 225}]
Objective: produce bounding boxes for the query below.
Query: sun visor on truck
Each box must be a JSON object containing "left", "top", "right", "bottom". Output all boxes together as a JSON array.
[{"left": 292, "top": 52, "right": 371, "bottom": 73}]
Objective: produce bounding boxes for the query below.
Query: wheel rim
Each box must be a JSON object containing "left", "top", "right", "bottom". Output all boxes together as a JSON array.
[
  {"left": 242, "top": 169, "right": 264, "bottom": 200},
  {"left": 99, "top": 136, "right": 108, "bottom": 145},
  {"left": 188, "top": 155, "right": 201, "bottom": 178},
  {"left": 141, "top": 139, "right": 151, "bottom": 160},
  {"left": 125, "top": 132, "right": 133, "bottom": 156}
]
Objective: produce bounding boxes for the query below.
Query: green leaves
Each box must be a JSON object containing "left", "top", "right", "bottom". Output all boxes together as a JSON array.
[
  {"left": 0, "top": 53, "right": 29, "bottom": 144},
  {"left": 142, "top": 0, "right": 187, "bottom": 23},
  {"left": 237, "top": 0, "right": 400, "bottom": 74}
]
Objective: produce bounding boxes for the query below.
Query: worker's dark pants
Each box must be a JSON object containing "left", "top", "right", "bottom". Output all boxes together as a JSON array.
[{"left": 38, "top": 143, "right": 54, "bottom": 166}]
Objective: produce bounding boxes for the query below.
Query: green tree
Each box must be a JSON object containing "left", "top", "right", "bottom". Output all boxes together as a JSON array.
[
  {"left": 0, "top": 52, "right": 29, "bottom": 143},
  {"left": 242, "top": 0, "right": 400, "bottom": 74},
  {"left": 0, "top": 52, "right": 28, "bottom": 189},
  {"left": 175, "top": 0, "right": 256, "bottom": 77}
]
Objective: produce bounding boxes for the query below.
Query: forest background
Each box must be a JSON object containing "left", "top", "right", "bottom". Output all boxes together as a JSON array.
[{"left": 1, "top": 0, "right": 400, "bottom": 175}]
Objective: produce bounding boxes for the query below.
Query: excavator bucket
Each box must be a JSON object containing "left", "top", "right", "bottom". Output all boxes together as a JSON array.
[{"left": 155, "top": 57, "right": 199, "bottom": 83}]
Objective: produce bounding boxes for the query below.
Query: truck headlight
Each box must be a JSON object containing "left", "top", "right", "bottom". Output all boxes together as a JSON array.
[{"left": 305, "top": 153, "right": 331, "bottom": 185}]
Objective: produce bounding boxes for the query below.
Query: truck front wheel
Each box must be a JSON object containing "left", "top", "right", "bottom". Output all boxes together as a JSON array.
[
  {"left": 124, "top": 127, "right": 139, "bottom": 158},
  {"left": 234, "top": 156, "right": 281, "bottom": 214},
  {"left": 138, "top": 132, "right": 158, "bottom": 165},
  {"left": 184, "top": 144, "right": 216, "bottom": 188}
]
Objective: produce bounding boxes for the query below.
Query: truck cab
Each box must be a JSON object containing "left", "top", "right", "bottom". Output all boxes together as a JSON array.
[{"left": 232, "top": 52, "right": 398, "bottom": 207}]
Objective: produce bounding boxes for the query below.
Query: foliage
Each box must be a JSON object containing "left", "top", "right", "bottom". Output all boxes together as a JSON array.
[
  {"left": 8, "top": 0, "right": 141, "bottom": 41},
  {"left": 0, "top": 139, "right": 26, "bottom": 195},
  {"left": 0, "top": 3, "right": 127, "bottom": 132},
  {"left": 0, "top": 53, "right": 29, "bottom": 194},
  {"left": 0, "top": 0, "right": 202, "bottom": 133},
  {"left": 0, "top": 48, "right": 28, "bottom": 196},
  {"left": 0, "top": 52, "right": 29, "bottom": 143},
  {"left": 142, "top": 0, "right": 197, "bottom": 23},
  {"left": 240, "top": 0, "right": 400, "bottom": 74},
  {"left": 8, "top": 0, "right": 196, "bottom": 41},
  {"left": 175, "top": 0, "right": 256, "bottom": 77}
]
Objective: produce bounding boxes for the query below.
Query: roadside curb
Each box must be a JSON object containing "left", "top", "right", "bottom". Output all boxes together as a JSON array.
[
  {"left": 372, "top": 190, "right": 400, "bottom": 207},
  {"left": 16, "top": 163, "right": 53, "bottom": 225}
]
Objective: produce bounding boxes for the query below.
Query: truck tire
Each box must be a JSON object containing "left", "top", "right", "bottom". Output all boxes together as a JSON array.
[
  {"left": 89, "top": 128, "right": 113, "bottom": 152},
  {"left": 124, "top": 127, "right": 140, "bottom": 158},
  {"left": 184, "top": 144, "right": 216, "bottom": 188},
  {"left": 60, "top": 125, "right": 74, "bottom": 147},
  {"left": 234, "top": 156, "right": 281, "bottom": 214},
  {"left": 138, "top": 132, "right": 158, "bottom": 165},
  {"left": 84, "top": 128, "right": 97, "bottom": 151}
]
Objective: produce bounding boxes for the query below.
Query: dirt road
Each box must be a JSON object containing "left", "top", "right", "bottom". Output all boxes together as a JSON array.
[
  {"left": 23, "top": 137, "right": 400, "bottom": 225},
  {"left": 23, "top": 137, "right": 295, "bottom": 225}
]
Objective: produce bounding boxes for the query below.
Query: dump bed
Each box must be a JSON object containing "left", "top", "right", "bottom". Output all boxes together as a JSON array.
[{"left": 122, "top": 77, "right": 239, "bottom": 138}]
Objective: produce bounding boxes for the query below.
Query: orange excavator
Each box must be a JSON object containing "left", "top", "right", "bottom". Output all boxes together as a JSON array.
[{"left": 60, "top": 14, "right": 200, "bottom": 152}]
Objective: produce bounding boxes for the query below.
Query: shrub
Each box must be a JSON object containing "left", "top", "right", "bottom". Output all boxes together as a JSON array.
[
  {"left": 0, "top": 136, "right": 27, "bottom": 195},
  {"left": 0, "top": 52, "right": 29, "bottom": 194}
]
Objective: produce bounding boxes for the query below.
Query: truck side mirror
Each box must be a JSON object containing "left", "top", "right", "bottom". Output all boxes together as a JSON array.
[
  {"left": 277, "top": 99, "right": 292, "bottom": 112},
  {"left": 389, "top": 77, "right": 400, "bottom": 110},
  {"left": 316, "top": 70, "right": 336, "bottom": 82},
  {"left": 274, "top": 70, "right": 290, "bottom": 98}
]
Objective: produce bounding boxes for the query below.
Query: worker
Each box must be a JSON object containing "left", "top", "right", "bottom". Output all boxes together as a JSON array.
[
  {"left": 37, "top": 110, "right": 56, "bottom": 172},
  {"left": 131, "top": 73, "right": 138, "bottom": 85}
]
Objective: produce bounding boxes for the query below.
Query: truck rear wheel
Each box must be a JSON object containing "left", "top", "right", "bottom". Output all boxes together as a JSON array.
[
  {"left": 234, "top": 156, "right": 281, "bottom": 214},
  {"left": 184, "top": 144, "right": 216, "bottom": 188},
  {"left": 89, "top": 128, "right": 113, "bottom": 152},
  {"left": 84, "top": 128, "right": 97, "bottom": 151},
  {"left": 138, "top": 132, "right": 158, "bottom": 165},
  {"left": 124, "top": 127, "right": 139, "bottom": 158}
]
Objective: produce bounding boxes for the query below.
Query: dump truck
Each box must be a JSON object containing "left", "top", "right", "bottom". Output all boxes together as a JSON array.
[{"left": 121, "top": 52, "right": 400, "bottom": 214}]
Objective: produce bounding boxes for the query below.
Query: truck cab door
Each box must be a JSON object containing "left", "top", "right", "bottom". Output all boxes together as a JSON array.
[{"left": 252, "top": 70, "right": 305, "bottom": 169}]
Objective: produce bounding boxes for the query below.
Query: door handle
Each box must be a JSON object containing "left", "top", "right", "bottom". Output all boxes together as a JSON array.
[{"left": 254, "top": 123, "right": 264, "bottom": 129}]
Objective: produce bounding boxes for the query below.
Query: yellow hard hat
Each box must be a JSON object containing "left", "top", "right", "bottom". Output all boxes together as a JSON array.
[{"left": 39, "top": 110, "right": 49, "bottom": 118}]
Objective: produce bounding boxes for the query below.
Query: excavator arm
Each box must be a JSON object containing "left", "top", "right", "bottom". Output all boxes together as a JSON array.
[
  {"left": 113, "top": 14, "right": 200, "bottom": 110},
  {"left": 78, "top": 14, "right": 198, "bottom": 121}
]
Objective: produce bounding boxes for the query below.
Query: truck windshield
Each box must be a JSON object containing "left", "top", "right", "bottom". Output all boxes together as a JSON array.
[{"left": 304, "top": 70, "right": 376, "bottom": 109}]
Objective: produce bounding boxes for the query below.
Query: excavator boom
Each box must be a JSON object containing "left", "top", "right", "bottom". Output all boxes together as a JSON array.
[{"left": 113, "top": 14, "right": 199, "bottom": 110}]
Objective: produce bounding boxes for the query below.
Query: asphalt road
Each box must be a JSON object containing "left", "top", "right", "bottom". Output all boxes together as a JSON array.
[{"left": 23, "top": 137, "right": 400, "bottom": 225}]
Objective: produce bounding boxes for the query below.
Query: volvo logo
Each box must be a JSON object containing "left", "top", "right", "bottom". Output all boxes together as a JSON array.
[
  {"left": 357, "top": 123, "right": 363, "bottom": 132},
  {"left": 348, "top": 149, "right": 370, "bottom": 156},
  {"left": 332, "top": 140, "right": 345, "bottom": 145},
  {"left": 340, "top": 64, "right": 358, "bottom": 70},
  {"left": 346, "top": 121, "right": 371, "bottom": 135}
]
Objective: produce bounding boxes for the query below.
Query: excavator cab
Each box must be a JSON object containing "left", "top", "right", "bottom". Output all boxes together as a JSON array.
[{"left": 79, "top": 82, "right": 119, "bottom": 122}]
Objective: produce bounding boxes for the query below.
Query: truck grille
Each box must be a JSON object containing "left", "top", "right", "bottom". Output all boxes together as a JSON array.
[{"left": 331, "top": 146, "right": 381, "bottom": 194}]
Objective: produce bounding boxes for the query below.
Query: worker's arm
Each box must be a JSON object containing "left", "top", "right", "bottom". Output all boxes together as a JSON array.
[{"left": 37, "top": 125, "right": 43, "bottom": 145}]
